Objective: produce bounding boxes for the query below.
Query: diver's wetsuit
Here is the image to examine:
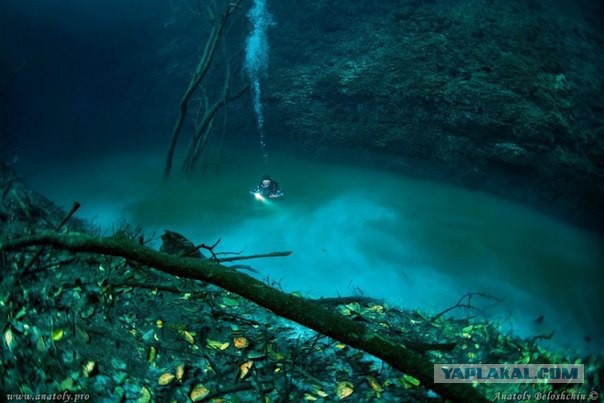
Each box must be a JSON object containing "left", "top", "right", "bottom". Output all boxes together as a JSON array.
[{"left": 253, "top": 181, "right": 284, "bottom": 198}]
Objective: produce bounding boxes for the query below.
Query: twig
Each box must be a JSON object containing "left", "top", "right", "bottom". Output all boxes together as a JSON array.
[
  {"left": 216, "top": 251, "right": 292, "bottom": 263},
  {"left": 213, "top": 310, "right": 262, "bottom": 327},
  {"left": 201, "top": 238, "right": 222, "bottom": 257},
  {"left": 26, "top": 257, "right": 76, "bottom": 275},
  {"left": 56, "top": 202, "right": 81, "bottom": 230},
  {"left": 183, "top": 237, "right": 222, "bottom": 258},
  {"left": 215, "top": 250, "right": 243, "bottom": 256},
  {"left": 528, "top": 331, "right": 555, "bottom": 343},
  {"left": 431, "top": 303, "right": 480, "bottom": 322},
  {"left": 430, "top": 291, "right": 501, "bottom": 322},
  {"left": 22, "top": 202, "right": 81, "bottom": 275},
  {"left": 121, "top": 281, "right": 183, "bottom": 294},
  {"left": 293, "top": 365, "right": 329, "bottom": 388}
]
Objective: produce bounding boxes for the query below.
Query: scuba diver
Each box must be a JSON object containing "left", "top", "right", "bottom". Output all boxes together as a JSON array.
[{"left": 251, "top": 175, "right": 284, "bottom": 200}]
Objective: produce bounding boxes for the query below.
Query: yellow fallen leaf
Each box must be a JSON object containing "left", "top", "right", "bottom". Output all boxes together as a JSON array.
[
  {"left": 367, "top": 376, "right": 384, "bottom": 393},
  {"left": 239, "top": 360, "right": 254, "bottom": 380},
  {"left": 51, "top": 329, "right": 64, "bottom": 342},
  {"left": 303, "top": 393, "right": 318, "bottom": 401},
  {"left": 190, "top": 384, "right": 210, "bottom": 401},
  {"left": 158, "top": 373, "right": 175, "bottom": 385},
  {"left": 82, "top": 360, "right": 95, "bottom": 377},
  {"left": 316, "top": 390, "right": 329, "bottom": 398},
  {"left": 138, "top": 386, "right": 152, "bottom": 403},
  {"left": 233, "top": 336, "right": 249, "bottom": 349},
  {"left": 180, "top": 330, "right": 195, "bottom": 345},
  {"left": 4, "top": 328, "right": 14, "bottom": 350},
  {"left": 336, "top": 381, "right": 354, "bottom": 400},
  {"left": 175, "top": 363, "right": 185, "bottom": 381},
  {"left": 370, "top": 305, "right": 385, "bottom": 313},
  {"left": 147, "top": 346, "right": 157, "bottom": 363},
  {"left": 335, "top": 343, "right": 346, "bottom": 349},
  {"left": 401, "top": 374, "right": 420, "bottom": 388},
  {"left": 207, "top": 340, "right": 229, "bottom": 350}
]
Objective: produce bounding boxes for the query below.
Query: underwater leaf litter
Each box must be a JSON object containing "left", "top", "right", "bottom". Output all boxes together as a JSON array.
[{"left": 0, "top": 164, "right": 602, "bottom": 401}]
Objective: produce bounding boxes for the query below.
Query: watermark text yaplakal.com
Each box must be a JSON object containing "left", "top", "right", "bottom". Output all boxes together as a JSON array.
[
  {"left": 6, "top": 391, "right": 90, "bottom": 401},
  {"left": 434, "top": 363, "right": 584, "bottom": 383}
]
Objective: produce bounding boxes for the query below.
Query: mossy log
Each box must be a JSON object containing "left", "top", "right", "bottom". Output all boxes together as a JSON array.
[{"left": 0, "top": 230, "right": 488, "bottom": 403}]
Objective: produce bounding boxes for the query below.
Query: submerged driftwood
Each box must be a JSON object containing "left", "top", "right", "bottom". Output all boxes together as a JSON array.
[{"left": 0, "top": 230, "right": 488, "bottom": 403}]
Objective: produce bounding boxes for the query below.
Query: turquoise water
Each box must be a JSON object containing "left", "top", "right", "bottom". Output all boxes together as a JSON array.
[{"left": 26, "top": 147, "right": 604, "bottom": 353}]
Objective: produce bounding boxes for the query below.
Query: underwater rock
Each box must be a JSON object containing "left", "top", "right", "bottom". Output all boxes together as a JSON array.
[
  {"left": 488, "top": 143, "right": 533, "bottom": 170},
  {"left": 160, "top": 230, "right": 205, "bottom": 258},
  {"left": 266, "top": 0, "right": 604, "bottom": 231}
]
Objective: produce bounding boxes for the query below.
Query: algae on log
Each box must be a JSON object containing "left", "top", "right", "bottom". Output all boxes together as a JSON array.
[{"left": 0, "top": 230, "right": 488, "bottom": 403}]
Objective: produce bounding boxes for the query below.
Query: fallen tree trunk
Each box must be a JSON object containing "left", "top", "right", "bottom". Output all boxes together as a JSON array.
[{"left": 0, "top": 230, "right": 487, "bottom": 403}]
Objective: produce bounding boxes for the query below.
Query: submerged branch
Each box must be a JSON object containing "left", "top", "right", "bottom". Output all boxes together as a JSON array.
[
  {"left": 216, "top": 251, "right": 292, "bottom": 263},
  {"left": 164, "top": 0, "right": 243, "bottom": 179},
  {"left": 0, "top": 231, "right": 488, "bottom": 403},
  {"left": 22, "top": 202, "right": 81, "bottom": 275},
  {"left": 430, "top": 291, "right": 501, "bottom": 322}
]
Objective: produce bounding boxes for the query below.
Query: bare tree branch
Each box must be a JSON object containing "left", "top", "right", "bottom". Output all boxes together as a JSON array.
[
  {"left": 164, "top": 0, "right": 244, "bottom": 179},
  {"left": 216, "top": 251, "right": 292, "bottom": 263},
  {"left": 430, "top": 291, "right": 501, "bottom": 322}
]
